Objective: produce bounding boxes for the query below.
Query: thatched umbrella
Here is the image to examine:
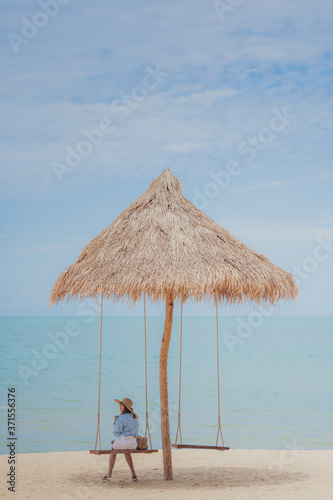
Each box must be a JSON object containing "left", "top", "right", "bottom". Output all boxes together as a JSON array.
[{"left": 49, "top": 168, "right": 298, "bottom": 480}]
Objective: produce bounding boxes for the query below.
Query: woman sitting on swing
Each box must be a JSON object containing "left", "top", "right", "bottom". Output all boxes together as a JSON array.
[{"left": 102, "top": 397, "right": 139, "bottom": 481}]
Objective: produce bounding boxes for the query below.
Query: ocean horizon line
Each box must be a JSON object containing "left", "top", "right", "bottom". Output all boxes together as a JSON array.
[{"left": 1, "top": 314, "right": 332, "bottom": 319}]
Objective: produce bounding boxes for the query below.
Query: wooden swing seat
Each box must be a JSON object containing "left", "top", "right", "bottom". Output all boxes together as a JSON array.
[
  {"left": 171, "top": 444, "right": 229, "bottom": 451},
  {"left": 89, "top": 449, "right": 158, "bottom": 455}
]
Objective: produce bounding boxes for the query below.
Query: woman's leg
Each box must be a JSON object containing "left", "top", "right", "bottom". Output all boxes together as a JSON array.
[
  {"left": 124, "top": 453, "right": 137, "bottom": 478},
  {"left": 104, "top": 453, "right": 117, "bottom": 478}
]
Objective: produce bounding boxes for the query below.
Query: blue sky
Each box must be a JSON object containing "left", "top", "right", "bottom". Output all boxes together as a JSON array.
[{"left": 0, "top": 0, "right": 332, "bottom": 316}]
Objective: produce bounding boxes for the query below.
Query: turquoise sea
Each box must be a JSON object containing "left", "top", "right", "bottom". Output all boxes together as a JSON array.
[{"left": 1, "top": 316, "right": 332, "bottom": 454}]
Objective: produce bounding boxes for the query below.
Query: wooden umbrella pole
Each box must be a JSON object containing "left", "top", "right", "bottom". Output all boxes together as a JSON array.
[{"left": 159, "top": 292, "right": 174, "bottom": 480}]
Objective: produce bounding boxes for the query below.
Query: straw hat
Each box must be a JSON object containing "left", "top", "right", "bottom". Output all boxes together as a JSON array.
[{"left": 114, "top": 397, "right": 134, "bottom": 414}]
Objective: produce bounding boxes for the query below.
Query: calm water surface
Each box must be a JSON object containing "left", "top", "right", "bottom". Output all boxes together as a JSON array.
[{"left": 0, "top": 316, "right": 332, "bottom": 453}]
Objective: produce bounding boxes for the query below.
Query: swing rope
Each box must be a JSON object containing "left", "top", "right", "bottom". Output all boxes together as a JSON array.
[
  {"left": 174, "top": 294, "right": 183, "bottom": 445},
  {"left": 215, "top": 294, "right": 225, "bottom": 447},
  {"left": 94, "top": 293, "right": 103, "bottom": 451},
  {"left": 91, "top": 293, "right": 158, "bottom": 455},
  {"left": 174, "top": 293, "right": 225, "bottom": 448},
  {"left": 144, "top": 294, "right": 153, "bottom": 449}
]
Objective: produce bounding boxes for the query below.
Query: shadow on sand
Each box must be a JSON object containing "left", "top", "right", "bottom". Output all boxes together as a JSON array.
[{"left": 72, "top": 464, "right": 309, "bottom": 492}]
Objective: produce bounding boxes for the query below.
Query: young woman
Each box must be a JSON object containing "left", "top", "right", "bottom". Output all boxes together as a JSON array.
[{"left": 102, "top": 397, "right": 139, "bottom": 481}]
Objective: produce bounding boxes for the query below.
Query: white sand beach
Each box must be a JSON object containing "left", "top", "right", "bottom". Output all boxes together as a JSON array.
[{"left": 1, "top": 449, "right": 333, "bottom": 499}]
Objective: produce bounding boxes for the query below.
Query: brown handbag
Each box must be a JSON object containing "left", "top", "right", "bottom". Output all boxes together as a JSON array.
[{"left": 136, "top": 435, "right": 148, "bottom": 450}]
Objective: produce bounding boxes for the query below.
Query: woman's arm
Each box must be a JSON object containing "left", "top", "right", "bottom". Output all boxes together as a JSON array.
[{"left": 113, "top": 415, "right": 124, "bottom": 437}]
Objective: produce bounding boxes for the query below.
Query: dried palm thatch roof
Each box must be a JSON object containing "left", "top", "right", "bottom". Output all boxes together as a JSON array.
[{"left": 49, "top": 169, "right": 298, "bottom": 307}]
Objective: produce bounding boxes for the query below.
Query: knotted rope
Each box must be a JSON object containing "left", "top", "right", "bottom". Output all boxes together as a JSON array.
[
  {"left": 174, "top": 294, "right": 183, "bottom": 445},
  {"left": 94, "top": 294, "right": 103, "bottom": 450},
  {"left": 144, "top": 294, "right": 153, "bottom": 449},
  {"left": 215, "top": 294, "right": 225, "bottom": 447}
]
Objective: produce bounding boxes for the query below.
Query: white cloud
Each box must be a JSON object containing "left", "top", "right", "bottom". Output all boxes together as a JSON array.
[
  {"left": 1, "top": 0, "right": 332, "bottom": 316},
  {"left": 0, "top": 0, "right": 332, "bottom": 198},
  {"left": 164, "top": 142, "right": 208, "bottom": 154},
  {"left": 228, "top": 181, "right": 288, "bottom": 193},
  {"left": 14, "top": 244, "right": 80, "bottom": 254},
  {"left": 182, "top": 88, "right": 238, "bottom": 105},
  {"left": 220, "top": 216, "right": 333, "bottom": 244}
]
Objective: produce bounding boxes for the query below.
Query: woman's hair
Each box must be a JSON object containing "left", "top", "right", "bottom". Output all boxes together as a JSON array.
[{"left": 122, "top": 406, "right": 138, "bottom": 419}]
